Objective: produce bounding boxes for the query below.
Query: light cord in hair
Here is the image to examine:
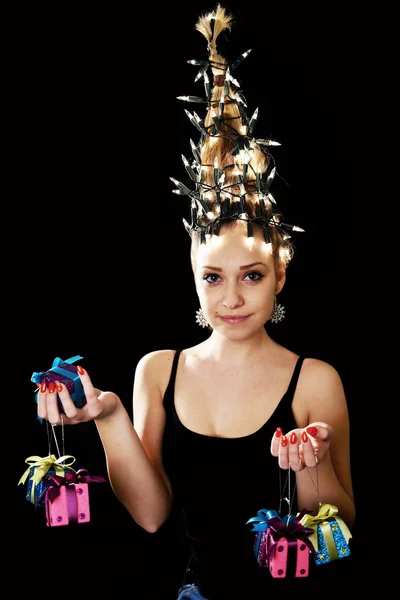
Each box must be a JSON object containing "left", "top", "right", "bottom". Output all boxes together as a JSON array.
[{"left": 172, "top": 6, "right": 304, "bottom": 246}]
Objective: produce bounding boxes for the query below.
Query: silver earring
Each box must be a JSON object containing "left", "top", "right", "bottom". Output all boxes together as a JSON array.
[
  {"left": 195, "top": 308, "right": 209, "bottom": 328},
  {"left": 269, "top": 296, "right": 285, "bottom": 324}
]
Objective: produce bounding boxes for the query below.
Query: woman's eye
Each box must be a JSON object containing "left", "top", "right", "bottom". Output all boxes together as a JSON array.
[
  {"left": 203, "top": 273, "right": 221, "bottom": 283},
  {"left": 244, "top": 271, "right": 263, "bottom": 281}
]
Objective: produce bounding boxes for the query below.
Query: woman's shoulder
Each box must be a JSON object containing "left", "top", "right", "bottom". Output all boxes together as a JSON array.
[
  {"left": 301, "top": 357, "right": 343, "bottom": 385},
  {"left": 298, "top": 357, "right": 346, "bottom": 408},
  {"left": 135, "top": 344, "right": 206, "bottom": 384},
  {"left": 135, "top": 349, "right": 177, "bottom": 379}
]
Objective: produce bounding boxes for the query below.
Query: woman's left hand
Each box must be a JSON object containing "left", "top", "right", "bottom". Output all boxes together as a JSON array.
[{"left": 270, "top": 422, "right": 333, "bottom": 471}]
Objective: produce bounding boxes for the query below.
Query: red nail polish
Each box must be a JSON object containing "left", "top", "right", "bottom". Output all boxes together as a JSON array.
[
  {"left": 40, "top": 382, "right": 47, "bottom": 393},
  {"left": 290, "top": 432, "right": 297, "bottom": 444},
  {"left": 48, "top": 382, "right": 55, "bottom": 393},
  {"left": 275, "top": 427, "right": 282, "bottom": 438},
  {"left": 55, "top": 381, "right": 63, "bottom": 392},
  {"left": 302, "top": 431, "right": 309, "bottom": 443},
  {"left": 306, "top": 426, "right": 318, "bottom": 437},
  {"left": 77, "top": 365, "right": 85, "bottom": 375},
  {"left": 281, "top": 435, "right": 288, "bottom": 447}
]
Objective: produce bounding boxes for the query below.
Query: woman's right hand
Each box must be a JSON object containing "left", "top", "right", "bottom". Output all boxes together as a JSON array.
[{"left": 37, "top": 366, "right": 120, "bottom": 425}]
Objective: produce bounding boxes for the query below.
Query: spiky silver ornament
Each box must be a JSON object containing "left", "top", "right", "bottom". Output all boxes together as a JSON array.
[
  {"left": 269, "top": 298, "right": 285, "bottom": 324},
  {"left": 195, "top": 308, "right": 209, "bottom": 328}
]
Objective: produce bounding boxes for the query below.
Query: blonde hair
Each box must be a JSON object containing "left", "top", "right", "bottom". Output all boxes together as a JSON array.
[{"left": 185, "top": 5, "right": 295, "bottom": 270}]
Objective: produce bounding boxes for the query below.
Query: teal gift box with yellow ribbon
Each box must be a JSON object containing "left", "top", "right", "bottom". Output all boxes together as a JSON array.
[
  {"left": 300, "top": 503, "right": 352, "bottom": 565},
  {"left": 18, "top": 454, "right": 76, "bottom": 507}
]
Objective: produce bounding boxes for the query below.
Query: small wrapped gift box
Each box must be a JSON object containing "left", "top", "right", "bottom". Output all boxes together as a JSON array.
[
  {"left": 299, "top": 503, "right": 352, "bottom": 565},
  {"left": 18, "top": 454, "right": 76, "bottom": 506},
  {"left": 246, "top": 509, "right": 296, "bottom": 568},
  {"left": 31, "top": 355, "right": 86, "bottom": 421},
  {"left": 265, "top": 510, "right": 315, "bottom": 578},
  {"left": 246, "top": 509, "right": 273, "bottom": 566},
  {"left": 43, "top": 469, "right": 106, "bottom": 527},
  {"left": 46, "top": 482, "right": 90, "bottom": 526}
]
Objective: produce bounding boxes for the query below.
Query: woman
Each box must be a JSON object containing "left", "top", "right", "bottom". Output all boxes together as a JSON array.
[{"left": 37, "top": 5, "right": 355, "bottom": 599}]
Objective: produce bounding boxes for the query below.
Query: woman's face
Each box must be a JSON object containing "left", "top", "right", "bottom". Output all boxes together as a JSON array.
[{"left": 194, "top": 223, "right": 286, "bottom": 338}]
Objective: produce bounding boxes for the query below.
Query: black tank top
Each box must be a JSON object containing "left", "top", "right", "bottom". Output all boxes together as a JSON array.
[{"left": 162, "top": 350, "right": 306, "bottom": 598}]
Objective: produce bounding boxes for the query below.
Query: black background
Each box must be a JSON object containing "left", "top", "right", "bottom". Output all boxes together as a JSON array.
[{"left": 16, "top": 1, "right": 383, "bottom": 596}]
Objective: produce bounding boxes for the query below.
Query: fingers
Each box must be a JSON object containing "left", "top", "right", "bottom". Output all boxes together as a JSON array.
[
  {"left": 301, "top": 430, "right": 318, "bottom": 468},
  {"left": 278, "top": 433, "right": 290, "bottom": 469},
  {"left": 37, "top": 380, "right": 78, "bottom": 424},
  {"left": 76, "top": 366, "right": 101, "bottom": 405},
  {"left": 271, "top": 423, "right": 332, "bottom": 470},
  {"left": 306, "top": 422, "right": 333, "bottom": 445},
  {"left": 37, "top": 382, "right": 48, "bottom": 421},
  {"left": 272, "top": 428, "right": 298, "bottom": 469},
  {"left": 287, "top": 431, "right": 303, "bottom": 471},
  {"left": 270, "top": 427, "right": 282, "bottom": 456},
  {"left": 307, "top": 421, "right": 332, "bottom": 436},
  {"left": 46, "top": 381, "right": 65, "bottom": 424},
  {"left": 37, "top": 365, "right": 101, "bottom": 424},
  {"left": 271, "top": 427, "right": 319, "bottom": 470},
  {"left": 272, "top": 428, "right": 302, "bottom": 470}
]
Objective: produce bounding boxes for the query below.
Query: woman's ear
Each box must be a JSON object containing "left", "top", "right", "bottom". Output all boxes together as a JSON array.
[{"left": 275, "top": 263, "right": 286, "bottom": 295}]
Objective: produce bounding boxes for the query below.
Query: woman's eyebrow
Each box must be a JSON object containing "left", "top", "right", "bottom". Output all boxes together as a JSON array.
[{"left": 200, "top": 262, "right": 267, "bottom": 271}]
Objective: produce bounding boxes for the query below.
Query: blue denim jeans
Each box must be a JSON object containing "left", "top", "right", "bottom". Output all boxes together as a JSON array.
[{"left": 176, "top": 583, "right": 208, "bottom": 599}]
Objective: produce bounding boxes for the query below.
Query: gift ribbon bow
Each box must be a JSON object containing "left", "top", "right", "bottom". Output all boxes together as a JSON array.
[
  {"left": 18, "top": 454, "right": 76, "bottom": 503},
  {"left": 299, "top": 503, "right": 352, "bottom": 561},
  {"left": 246, "top": 509, "right": 296, "bottom": 532},
  {"left": 31, "top": 355, "right": 83, "bottom": 392},
  {"left": 39, "top": 468, "right": 107, "bottom": 504},
  {"left": 266, "top": 508, "right": 315, "bottom": 562},
  {"left": 246, "top": 509, "right": 281, "bottom": 532},
  {"left": 246, "top": 509, "right": 296, "bottom": 558}
]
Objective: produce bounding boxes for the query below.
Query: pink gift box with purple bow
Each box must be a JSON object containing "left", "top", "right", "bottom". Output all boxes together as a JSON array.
[{"left": 41, "top": 469, "right": 106, "bottom": 527}]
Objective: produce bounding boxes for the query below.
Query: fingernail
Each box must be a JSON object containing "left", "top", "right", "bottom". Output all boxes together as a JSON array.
[
  {"left": 55, "top": 381, "right": 63, "bottom": 392},
  {"left": 40, "top": 382, "right": 47, "bottom": 393},
  {"left": 281, "top": 435, "right": 288, "bottom": 447},
  {"left": 48, "top": 382, "right": 55, "bottom": 393},
  {"left": 275, "top": 427, "right": 282, "bottom": 438},
  {"left": 306, "top": 426, "right": 318, "bottom": 437},
  {"left": 290, "top": 432, "right": 297, "bottom": 444},
  {"left": 302, "top": 431, "right": 309, "bottom": 443},
  {"left": 77, "top": 366, "right": 85, "bottom": 375}
]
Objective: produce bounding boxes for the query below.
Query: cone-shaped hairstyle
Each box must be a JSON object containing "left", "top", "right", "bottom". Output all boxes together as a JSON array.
[{"left": 172, "top": 4, "right": 303, "bottom": 265}]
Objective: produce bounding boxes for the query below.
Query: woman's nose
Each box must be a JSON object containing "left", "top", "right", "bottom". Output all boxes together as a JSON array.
[{"left": 222, "top": 282, "right": 244, "bottom": 309}]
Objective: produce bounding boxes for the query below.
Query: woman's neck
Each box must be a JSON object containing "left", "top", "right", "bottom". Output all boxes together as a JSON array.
[{"left": 201, "top": 329, "right": 277, "bottom": 365}]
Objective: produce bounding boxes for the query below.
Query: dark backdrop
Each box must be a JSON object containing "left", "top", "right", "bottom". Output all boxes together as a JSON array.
[{"left": 17, "top": 1, "right": 380, "bottom": 597}]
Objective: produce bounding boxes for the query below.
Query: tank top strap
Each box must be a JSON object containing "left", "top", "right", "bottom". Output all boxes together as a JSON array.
[
  {"left": 283, "top": 356, "right": 305, "bottom": 404},
  {"left": 162, "top": 349, "right": 182, "bottom": 410}
]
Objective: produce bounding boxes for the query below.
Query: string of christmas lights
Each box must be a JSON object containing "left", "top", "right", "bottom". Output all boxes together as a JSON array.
[{"left": 171, "top": 16, "right": 304, "bottom": 244}]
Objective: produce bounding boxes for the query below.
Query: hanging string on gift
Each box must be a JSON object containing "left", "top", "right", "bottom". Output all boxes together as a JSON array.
[
  {"left": 46, "top": 415, "right": 66, "bottom": 459},
  {"left": 278, "top": 466, "right": 297, "bottom": 525},
  {"left": 299, "top": 455, "right": 353, "bottom": 564},
  {"left": 283, "top": 468, "right": 296, "bottom": 525},
  {"left": 307, "top": 455, "right": 322, "bottom": 509}
]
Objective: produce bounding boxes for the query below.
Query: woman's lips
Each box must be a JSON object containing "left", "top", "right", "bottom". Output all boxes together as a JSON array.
[{"left": 219, "top": 315, "right": 249, "bottom": 324}]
